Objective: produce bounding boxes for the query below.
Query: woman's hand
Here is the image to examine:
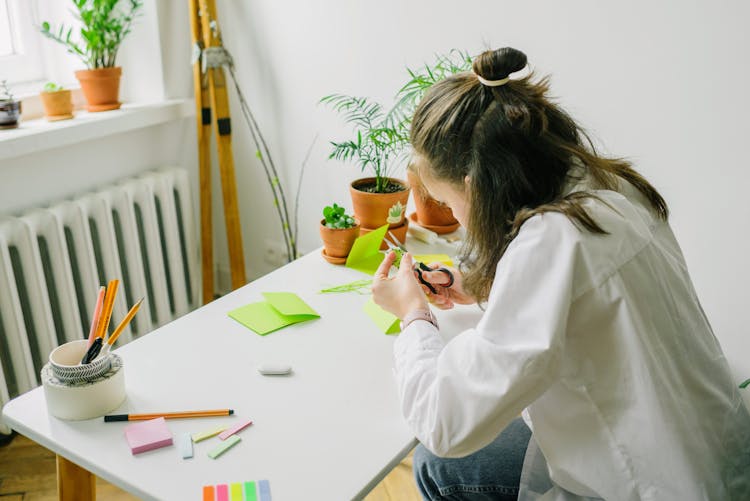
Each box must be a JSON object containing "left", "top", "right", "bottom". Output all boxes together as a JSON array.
[
  {"left": 372, "top": 252, "right": 429, "bottom": 319},
  {"left": 417, "top": 262, "right": 474, "bottom": 310}
]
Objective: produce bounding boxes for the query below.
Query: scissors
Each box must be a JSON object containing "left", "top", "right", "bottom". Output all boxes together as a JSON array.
[{"left": 383, "top": 232, "right": 454, "bottom": 295}]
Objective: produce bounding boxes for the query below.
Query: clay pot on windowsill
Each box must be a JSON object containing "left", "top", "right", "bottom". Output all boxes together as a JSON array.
[
  {"left": 349, "top": 177, "right": 411, "bottom": 230},
  {"left": 75, "top": 67, "right": 122, "bottom": 112},
  {"left": 406, "top": 170, "right": 459, "bottom": 233},
  {"left": 40, "top": 90, "right": 74, "bottom": 121},
  {"left": 320, "top": 219, "right": 361, "bottom": 264}
]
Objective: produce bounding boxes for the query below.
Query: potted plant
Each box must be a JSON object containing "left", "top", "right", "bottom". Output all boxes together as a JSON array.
[
  {"left": 0, "top": 80, "right": 21, "bottom": 129},
  {"left": 39, "top": 0, "right": 143, "bottom": 112},
  {"left": 40, "top": 82, "right": 74, "bottom": 121},
  {"left": 319, "top": 203, "right": 360, "bottom": 264},
  {"left": 387, "top": 50, "right": 473, "bottom": 233},
  {"left": 321, "top": 95, "right": 411, "bottom": 234}
]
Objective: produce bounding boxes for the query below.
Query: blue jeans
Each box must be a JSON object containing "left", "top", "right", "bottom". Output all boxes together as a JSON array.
[{"left": 413, "top": 418, "right": 531, "bottom": 501}]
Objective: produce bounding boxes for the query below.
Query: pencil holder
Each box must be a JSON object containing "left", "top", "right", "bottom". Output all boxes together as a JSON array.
[
  {"left": 42, "top": 342, "right": 126, "bottom": 421},
  {"left": 49, "top": 339, "right": 111, "bottom": 382}
]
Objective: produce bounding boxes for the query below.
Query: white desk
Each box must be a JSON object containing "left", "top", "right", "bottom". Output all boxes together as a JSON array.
[{"left": 2, "top": 243, "right": 481, "bottom": 500}]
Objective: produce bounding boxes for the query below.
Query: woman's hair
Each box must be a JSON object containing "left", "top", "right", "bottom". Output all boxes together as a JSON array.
[{"left": 410, "top": 47, "right": 668, "bottom": 302}]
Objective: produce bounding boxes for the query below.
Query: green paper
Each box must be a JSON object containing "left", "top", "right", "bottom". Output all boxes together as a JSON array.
[
  {"left": 229, "top": 292, "right": 320, "bottom": 335},
  {"left": 363, "top": 297, "right": 400, "bottom": 335},
  {"left": 207, "top": 435, "right": 241, "bottom": 459},
  {"left": 244, "top": 481, "right": 258, "bottom": 501},
  {"left": 345, "top": 225, "right": 388, "bottom": 275}
]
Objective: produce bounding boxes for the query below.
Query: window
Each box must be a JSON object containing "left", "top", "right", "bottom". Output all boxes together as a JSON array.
[{"left": 0, "top": 0, "right": 47, "bottom": 85}]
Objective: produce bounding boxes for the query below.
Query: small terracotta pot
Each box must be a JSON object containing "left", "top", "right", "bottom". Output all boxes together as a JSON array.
[
  {"left": 349, "top": 177, "right": 410, "bottom": 229},
  {"left": 407, "top": 170, "right": 458, "bottom": 227},
  {"left": 320, "top": 219, "right": 360, "bottom": 264},
  {"left": 40, "top": 90, "right": 74, "bottom": 121},
  {"left": 360, "top": 217, "right": 410, "bottom": 251},
  {"left": 75, "top": 67, "right": 122, "bottom": 112}
]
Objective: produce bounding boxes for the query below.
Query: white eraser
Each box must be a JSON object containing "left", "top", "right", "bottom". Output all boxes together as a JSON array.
[
  {"left": 179, "top": 432, "right": 193, "bottom": 459},
  {"left": 258, "top": 364, "right": 292, "bottom": 375}
]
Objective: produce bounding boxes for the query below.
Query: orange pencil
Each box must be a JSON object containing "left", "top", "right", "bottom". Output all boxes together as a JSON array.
[
  {"left": 106, "top": 297, "right": 144, "bottom": 348},
  {"left": 95, "top": 279, "right": 119, "bottom": 339},
  {"left": 104, "top": 409, "right": 234, "bottom": 422}
]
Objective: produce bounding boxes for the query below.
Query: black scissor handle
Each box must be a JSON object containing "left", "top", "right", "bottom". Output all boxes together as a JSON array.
[{"left": 415, "top": 262, "right": 454, "bottom": 292}]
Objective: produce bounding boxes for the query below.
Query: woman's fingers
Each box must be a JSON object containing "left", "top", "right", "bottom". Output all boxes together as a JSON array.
[{"left": 375, "top": 251, "right": 396, "bottom": 280}]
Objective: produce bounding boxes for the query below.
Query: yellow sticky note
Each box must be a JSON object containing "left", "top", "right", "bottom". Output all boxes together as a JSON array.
[
  {"left": 363, "top": 297, "right": 400, "bottom": 335},
  {"left": 413, "top": 254, "right": 453, "bottom": 267},
  {"left": 192, "top": 425, "right": 227, "bottom": 443}
]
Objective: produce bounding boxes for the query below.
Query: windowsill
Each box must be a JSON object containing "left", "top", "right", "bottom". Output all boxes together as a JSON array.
[{"left": 0, "top": 99, "right": 195, "bottom": 161}]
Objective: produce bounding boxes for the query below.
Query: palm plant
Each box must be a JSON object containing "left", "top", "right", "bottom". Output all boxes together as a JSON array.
[
  {"left": 321, "top": 95, "right": 407, "bottom": 193},
  {"left": 39, "top": 0, "right": 143, "bottom": 69}
]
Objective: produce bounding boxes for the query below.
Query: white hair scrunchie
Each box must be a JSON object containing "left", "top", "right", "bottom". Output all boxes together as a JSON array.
[{"left": 475, "top": 74, "right": 510, "bottom": 87}]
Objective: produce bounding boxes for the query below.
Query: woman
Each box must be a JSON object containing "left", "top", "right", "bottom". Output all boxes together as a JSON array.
[{"left": 371, "top": 47, "right": 750, "bottom": 500}]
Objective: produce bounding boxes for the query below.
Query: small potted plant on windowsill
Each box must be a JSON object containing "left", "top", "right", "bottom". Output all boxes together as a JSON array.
[
  {"left": 319, "top": 203, "right": 360, "bottom": 264},
  {"left": 321, "top": 95, "right": 411, "bottom": 235},
  {"left": 40, "top": 82, "right": 74, "bottom": 121},
  {"left": 39, "top": 0, "right": 143, "bottom": 112},
  {"left": 0, "top": 80, "right": 21, "bottom": 129}
]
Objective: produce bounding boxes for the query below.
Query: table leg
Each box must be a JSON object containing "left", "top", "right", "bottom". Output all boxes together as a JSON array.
[{"left": 56, "top": 454, "right": 95, "bottom": 501}]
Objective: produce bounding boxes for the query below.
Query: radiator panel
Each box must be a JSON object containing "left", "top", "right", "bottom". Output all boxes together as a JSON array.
[{"left": 0, "top": 168, "right": 198, "bottom": 434}]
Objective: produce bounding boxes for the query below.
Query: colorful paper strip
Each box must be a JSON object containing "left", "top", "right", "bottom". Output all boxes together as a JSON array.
[
  {"left": 258, "top": 479, "right": 271, "bottom": 501},
  {"left": 219, "top": 418, "right": 253, "bottom": 440},
  {"left": 208, "top": 434, "right": 241, "bottom": 459},
  {"left": 192, "top": 425, "right": 227, "bottom": 443}
]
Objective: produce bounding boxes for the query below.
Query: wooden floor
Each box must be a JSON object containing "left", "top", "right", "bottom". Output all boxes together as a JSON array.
[{"left": 0, "top": 433, "right": 420, "bottom": 500}]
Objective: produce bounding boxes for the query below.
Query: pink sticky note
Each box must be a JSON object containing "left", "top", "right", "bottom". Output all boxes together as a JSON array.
[
  {"left": 218, "top": 418, "right": 253, "bottom": 440},
  {"left": 124, "top": 417, "right": 173, "bottom": 454},
  {"left": 216, "top": 484, "right": 229, "bottom": 501}
]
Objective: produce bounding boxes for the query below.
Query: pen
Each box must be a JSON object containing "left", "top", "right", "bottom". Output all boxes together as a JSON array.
[
  {"left": 81, "top": 337, "right": 103, "bottom": 364},
  {"left": 86, "top": 286, "right": 106, "bottom": 348},
  {"left": 104, "top": 409, "right": 235, "bottom": 422}
]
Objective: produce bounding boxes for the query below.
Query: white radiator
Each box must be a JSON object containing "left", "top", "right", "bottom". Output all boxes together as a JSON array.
[{"left": 0, "top": 167, "right": 200, "bottom": 433}]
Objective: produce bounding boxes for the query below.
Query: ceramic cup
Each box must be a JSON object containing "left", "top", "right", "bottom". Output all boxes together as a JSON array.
[{"left": 48, "top": 339, "right": 112, "bottom": 383}]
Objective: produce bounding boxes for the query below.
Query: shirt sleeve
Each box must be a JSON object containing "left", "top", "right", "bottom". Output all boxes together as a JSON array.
[{"left": 393, "top": 213, "right": 580, "bottom": 458}]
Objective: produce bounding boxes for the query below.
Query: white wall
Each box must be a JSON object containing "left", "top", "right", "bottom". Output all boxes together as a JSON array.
[{"left": 199, "top": 0, "right": 749, "bottom": 382}]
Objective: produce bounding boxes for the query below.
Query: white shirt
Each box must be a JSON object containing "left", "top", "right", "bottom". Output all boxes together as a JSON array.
[{"left": 393, "top": 181, "right": 750, "bottom": 500}]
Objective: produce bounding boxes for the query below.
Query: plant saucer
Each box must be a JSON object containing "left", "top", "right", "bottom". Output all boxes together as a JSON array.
[
  {"left": 321, "top": 248, "right": 347, "bottom": 265},
  {"left": 409, "top": 212, "right": 460, "bottom": 235}
]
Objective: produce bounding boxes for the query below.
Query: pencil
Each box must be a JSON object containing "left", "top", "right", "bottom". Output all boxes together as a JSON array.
[
  {"left": 106, "top": 297, "right": 144, "bottom": 347},
  {"left": 103, "top": 409, "right": 234, "bottom": 422},
  {"left": 86, "top": 286, "right": 106, "bottom": 348},
  {"left": 95, "top": 279, "right": 119, "bottom": 340}
]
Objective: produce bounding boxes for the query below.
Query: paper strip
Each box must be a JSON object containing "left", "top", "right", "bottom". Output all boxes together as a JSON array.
[
  {"left": 244, "top": 481, "right": 257, "bottom": 501},
  {"left": 216, "top": 484, "right": 228, "bottom": 501},
  {"left": 258, "top": 479, "right": 271, "bottom": 501},
  {"left": 208, "top": 435, "right": 241, "bottom": 459},
  {"left": 219, "top": 418, "right": 253, "bottom": 440},
  {"left": 230, "top": 482, "right": 243, "bottom": 500},
  {"left": 192, "top": 425, "right": 227, "bottom": 443},
  {"left": 179, "top": 432, "right": 193, "bottom": 459},
  {"left": 202, "top": 485, "right": 215, "bottom": 501}
]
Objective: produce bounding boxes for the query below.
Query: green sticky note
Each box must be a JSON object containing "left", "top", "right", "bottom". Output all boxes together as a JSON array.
[
  {"left": 244, "top": 481, "right": 257, "bottom": 501},
  {"left": 207, "top": 434, "right": 241, "bottom": 459},
  {"left": 345, "top": 225, "right": 388, "bottom": 275},
  {"left": 363, "top": 297, "right": 400, "bottom": 335},
  {"left": 229, "top": 292, "right": 320, "bottom": 335}
]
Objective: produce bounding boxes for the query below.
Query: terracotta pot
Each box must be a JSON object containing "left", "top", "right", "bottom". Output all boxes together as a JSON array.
[
  {"left": 360, "top": 217, "right": 409, "bottom": 251},
  {"left": 0, "top": 100, "right": 21, "bottom": 129},
  {"left": 349, "top": 177, "right": 410, "bottom": 229},
  {"left": 407, "top": 170, "right": 458, "bottom": 227},
  {"left": 40, "top": 90, "right": 74, "bottom": 121},
  {"left": 75, "top": 67, "right": 122, "bottom": 112},
  {"left": 319, "top": 219, "right": 360, "bottom": 264}
]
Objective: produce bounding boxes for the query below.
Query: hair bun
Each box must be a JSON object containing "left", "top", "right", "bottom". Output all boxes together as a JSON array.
[{"left": 472, "top": 47, "right": 527, "bottom": 82}]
